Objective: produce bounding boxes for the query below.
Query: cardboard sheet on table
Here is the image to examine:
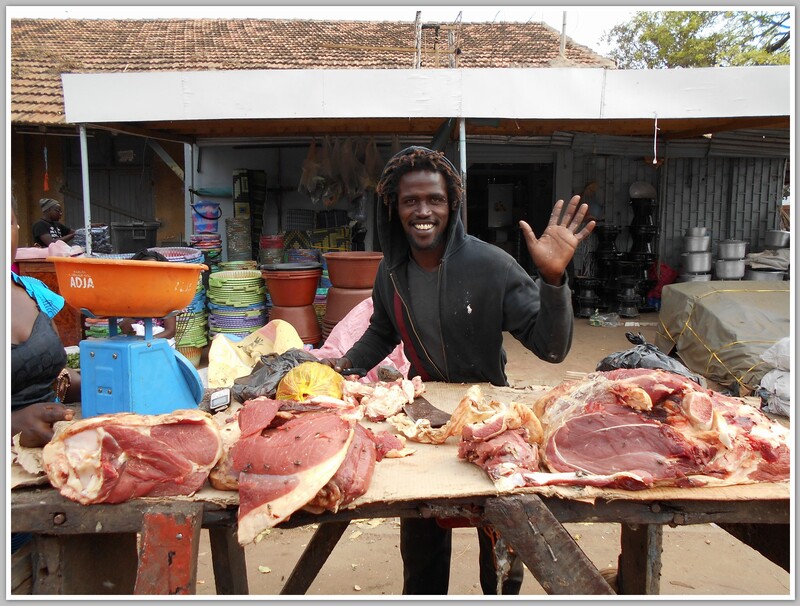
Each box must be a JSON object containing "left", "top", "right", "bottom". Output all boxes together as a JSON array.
[{"left": 187, "top": 382, "right": 789, "bottom": 509}]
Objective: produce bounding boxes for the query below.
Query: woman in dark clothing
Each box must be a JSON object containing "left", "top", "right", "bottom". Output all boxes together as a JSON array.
[
  {"left": 322, "top": 146, "right": 595, "bottom": 595},
  {"left": 31, "top": 198, "right": 75, "bottom": 247},
  {"left": 10, "top": 204, "right": 76, "bottom": 447}
]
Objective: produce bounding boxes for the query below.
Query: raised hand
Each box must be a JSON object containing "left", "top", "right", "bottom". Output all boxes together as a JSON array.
[{"left": 519, "top": 195, "right": 596, "bottom": 285}]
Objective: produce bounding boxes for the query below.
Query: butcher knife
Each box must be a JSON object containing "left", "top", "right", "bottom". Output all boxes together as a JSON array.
[{"left": 403, "top": 395, "right": 451, "bottom": 428}]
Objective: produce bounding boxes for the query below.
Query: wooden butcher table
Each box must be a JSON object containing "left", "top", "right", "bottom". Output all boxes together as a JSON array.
[{"left": 10, "top": 383, "right": 791, "bottom": 596}]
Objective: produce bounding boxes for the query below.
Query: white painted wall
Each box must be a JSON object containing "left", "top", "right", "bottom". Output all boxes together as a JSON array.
[{"left": 63, "top": 66, "right": 790, "bottom": 124}]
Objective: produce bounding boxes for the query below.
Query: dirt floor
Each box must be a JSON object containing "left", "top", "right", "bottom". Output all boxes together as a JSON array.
[{"left": 193, "top": 312, "right": 791, "bottom": 596}]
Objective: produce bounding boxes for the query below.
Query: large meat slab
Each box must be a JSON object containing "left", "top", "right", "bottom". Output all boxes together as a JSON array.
[{"left": 42, "top": 410, "right": 223, "bottom": 505}]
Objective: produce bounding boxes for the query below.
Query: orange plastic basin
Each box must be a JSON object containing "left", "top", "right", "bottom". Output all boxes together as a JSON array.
[
  {"left": 323, "top": 252, "right": 383, "bottom": 289},
  {"left": 49, "top": 256, "right": 207, "bottom": 318}
]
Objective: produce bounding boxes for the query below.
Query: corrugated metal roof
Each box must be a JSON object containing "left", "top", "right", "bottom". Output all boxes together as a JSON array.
[{"left": 10, "top": 18, "right": 615, "bottom": 126}]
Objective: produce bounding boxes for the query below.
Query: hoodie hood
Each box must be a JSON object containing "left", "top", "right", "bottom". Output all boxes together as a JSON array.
[{"left": 376, "top": 146, "right": 467, "bottom": 271}]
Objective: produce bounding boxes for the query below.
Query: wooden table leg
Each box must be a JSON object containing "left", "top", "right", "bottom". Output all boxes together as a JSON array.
[
  {"left": 208, "top": 525, "right": 250, "bottom": 594},
  {"left": 280, "top": 520, "right": 350, "bottom": 595},
  {"left": 134, "top": 504, "right": 203, "bottom": 595},
  {"left": 484, "top": 494, "right": 615, "bottom": 595},
  {"left": 617, "top": 523, "right": 662, "bottom": 594},
  {"left": 31, "top": 533, "right": 138, "bottom": 594}
]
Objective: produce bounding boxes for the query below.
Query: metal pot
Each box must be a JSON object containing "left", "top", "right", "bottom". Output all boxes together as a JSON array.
[
  {"left": 685, "top": 227, "right": 708, "bottom": 237},
  {"left": 678, "top": 273, "right": 711, "bottom": 282},
  {"left": 744, "top": 268, "right": 785, "bottom": 281},
  {"left": 717, "top": 240, "right": 747, "bottom": 260},
  {"left": 683, "top": 235, "right": 711, "bottom": 252},
  {"left": 764, "top": 230, "right": 790, "bottom": 248},
  {"left": 715, "top": 259, "right": 745, "bottom": 279},
  {"left": 681, "top": 251, "right": 712, "bottom": 273}
]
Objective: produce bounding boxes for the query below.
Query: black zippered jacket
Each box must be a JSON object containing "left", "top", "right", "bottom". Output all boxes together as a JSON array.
[{"left": 344, "top": 171, "right": 574, "bottom": 387}]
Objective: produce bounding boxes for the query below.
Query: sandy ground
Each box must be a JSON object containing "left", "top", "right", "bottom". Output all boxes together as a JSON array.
[{"left": 193, "top": 313, "right": 791, "bottom": 596}]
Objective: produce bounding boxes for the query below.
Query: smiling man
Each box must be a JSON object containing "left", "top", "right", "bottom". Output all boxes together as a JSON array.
[{"left": 322, "top": 145, "right": 594, "bottom": 595}]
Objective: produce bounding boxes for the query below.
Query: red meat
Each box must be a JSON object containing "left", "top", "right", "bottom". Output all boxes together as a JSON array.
[
  {"left": 42, "top": 410, "right": 223, "bottom": 505},
  {"left": 534, "top": 369, "right": 791, "bottom": 489},
  {"left": 233, "top": 411, "right": 354, "bottom": 544}
]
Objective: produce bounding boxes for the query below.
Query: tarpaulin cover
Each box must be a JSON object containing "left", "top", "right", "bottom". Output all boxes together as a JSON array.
[{"left": 656, "top": 281, "right": 790, "bottom": 393}]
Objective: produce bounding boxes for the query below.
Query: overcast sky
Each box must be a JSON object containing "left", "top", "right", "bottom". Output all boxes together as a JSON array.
[{"left": 7, "top": 5, "right": 640, "bottom": 54}]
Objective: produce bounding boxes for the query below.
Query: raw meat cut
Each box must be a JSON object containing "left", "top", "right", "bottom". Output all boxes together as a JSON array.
[
  {"left": 233, "top": 410, "right": 355, "bottom": 544},
  {"left": 389, "top": 385, "right": 542, "bottom": 446},
  {"left": 464, "top": 368, "right": 790, "bottom": 491},
  {"left": 304, "top": 423, "right": 376, "bottom": 514},
  {"left": 343, "top": 376, "right": 425, "bottom": 421},
  {"left": 42, "top": 410, "right": 223, "bottom": 505}
]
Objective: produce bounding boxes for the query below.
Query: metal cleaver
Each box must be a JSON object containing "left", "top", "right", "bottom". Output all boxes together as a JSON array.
[{"left": 403, "top": 395, "right": 452, "bottom": 428}]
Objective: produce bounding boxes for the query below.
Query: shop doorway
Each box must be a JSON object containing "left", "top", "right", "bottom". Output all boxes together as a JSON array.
[{"left": 466, "top": 162, "right": 554, "bottom": 275}]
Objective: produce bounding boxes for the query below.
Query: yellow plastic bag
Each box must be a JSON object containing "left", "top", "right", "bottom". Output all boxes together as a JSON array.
[{"left": 276, "top": 361, "right": 344, "bottom": 402}]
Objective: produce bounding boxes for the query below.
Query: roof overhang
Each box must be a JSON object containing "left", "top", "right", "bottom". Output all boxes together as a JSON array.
[{"left": 61, "top": 66, "right": 791, "bottom": 141}]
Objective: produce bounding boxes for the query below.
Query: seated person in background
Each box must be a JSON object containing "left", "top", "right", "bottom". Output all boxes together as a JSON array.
[
  {"left": 116, "top": 249, "right": 177, "bottom": 346},
  {"left": 11, "top": 203, "right": 77, "bottom": 448},
  {"left": 32, "top": 198, "right": 75, "bottom": 247}
]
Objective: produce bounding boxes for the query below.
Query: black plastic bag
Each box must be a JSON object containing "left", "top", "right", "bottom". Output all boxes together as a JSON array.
[
  {"left": 596, "top": 332, "right": 705, "bottom": 386},
  {"left": 231, "top": 348, "right": 320, "bottom": 402}
]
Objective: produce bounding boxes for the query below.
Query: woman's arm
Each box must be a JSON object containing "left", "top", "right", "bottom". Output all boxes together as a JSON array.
[{"left": 159, "top": 316, "right": 177, "bottom": 340}]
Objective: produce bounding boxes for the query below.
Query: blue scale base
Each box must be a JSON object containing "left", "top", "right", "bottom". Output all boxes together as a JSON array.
[{"left": 79, "top": 336, "right": 204, "bottom": 417}]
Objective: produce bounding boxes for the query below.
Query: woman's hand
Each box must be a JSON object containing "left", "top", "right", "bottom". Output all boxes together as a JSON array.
[
  {"left": 117, "top": 318, "right": 134, "bottom": 336},
  {"left": 520, "top": 195, "right": 596, "bottom": 285},
  {"left": 11, "top": 403, "right": 74, "bottom": 448},
  {"left": 319, "top": 357, "right": 352, "bottom": 373}
]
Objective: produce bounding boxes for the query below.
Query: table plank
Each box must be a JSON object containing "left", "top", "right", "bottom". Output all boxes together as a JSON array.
[{"left": 484, "top": 494, "right": 615, "bottom": 595}]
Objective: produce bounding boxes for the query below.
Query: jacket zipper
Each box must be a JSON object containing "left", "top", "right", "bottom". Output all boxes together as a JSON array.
[{"left": 389, "top": 271, "right": 448, "bottom": 381}]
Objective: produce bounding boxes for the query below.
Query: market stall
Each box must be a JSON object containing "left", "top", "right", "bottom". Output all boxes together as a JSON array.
[{"left": 11, "top": 383, "right": 790, "bottom": 596}]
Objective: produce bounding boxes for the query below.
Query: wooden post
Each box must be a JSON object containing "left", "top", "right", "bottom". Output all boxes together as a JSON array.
[
  {"left": 617, "top": 523, "right": 663, "bottom": 594},
  {"left": 134, "top": 505, "right": 203, "bottom": 595},
  {"left": 208, "top": 526, "right": 250, "bottom": 594}
]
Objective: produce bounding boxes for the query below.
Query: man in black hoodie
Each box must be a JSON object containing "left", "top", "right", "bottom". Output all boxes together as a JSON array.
[{"left": 323, "top": 146, "right": 594, "bottom": 594}]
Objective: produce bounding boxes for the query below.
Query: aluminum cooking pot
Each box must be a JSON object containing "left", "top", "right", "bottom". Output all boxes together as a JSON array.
[
  {"left": 678, "top": 273, "right": 711, "bottom": 282},
  {"left": 744, "top": 268, "right": 785, "bottom": 281},
  {"left": 683, "top": 235, "right": 711, "bottom": 252},
  {"left": 764, "top": 230, "right": 790, "bottom": 248},
  {"left": 717, "top": 240, "right": 747, "bottom": 260},
  {"left": 715, "top": 259, "right": 745, "bottom": 279},
  {"left": 685, "top": 227, "right": 708, "bottom": 237},
  {"left": 681, "top": 251, "right": 712, "bottom": 273}
]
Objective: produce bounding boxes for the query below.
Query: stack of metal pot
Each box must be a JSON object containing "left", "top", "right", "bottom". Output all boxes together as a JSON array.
[
  {"left": 715, "top": 239, "right": 747, "bottom": 280},
  {"left": 679, "top": 227, "right": 712, "bottom": 282}
]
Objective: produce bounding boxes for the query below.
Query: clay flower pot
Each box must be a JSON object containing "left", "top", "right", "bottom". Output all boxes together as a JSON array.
[
  {"left": 260, "top": 263, "right": 322, "bottom": 307},
  {"left": 323, "top": 252, "right": 383, "bottom": 289}
]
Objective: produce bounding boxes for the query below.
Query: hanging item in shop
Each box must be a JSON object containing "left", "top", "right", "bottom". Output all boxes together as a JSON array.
[{"left": 297, "top": 136, "right": 385, "bottom": 210}]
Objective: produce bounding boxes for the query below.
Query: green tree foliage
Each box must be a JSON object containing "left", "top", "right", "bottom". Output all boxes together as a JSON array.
[{"left": 603, "top": 10, "right": 790, "bottom": 68}]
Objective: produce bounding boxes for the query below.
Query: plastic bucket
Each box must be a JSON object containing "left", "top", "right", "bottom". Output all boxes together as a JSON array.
[{"left": 191, "top": 201, "right": 222, "bottom": 234}]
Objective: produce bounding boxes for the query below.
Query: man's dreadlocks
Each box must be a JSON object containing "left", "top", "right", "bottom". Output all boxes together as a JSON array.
[{"left": 376, "top": 147, "right": 463, "bottom": 218}]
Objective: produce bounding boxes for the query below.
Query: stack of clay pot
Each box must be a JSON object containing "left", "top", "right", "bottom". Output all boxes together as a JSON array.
[
  {"left": 678, "top": 227, "right": 712, "bottom": 282},
  {"left": 260, "top": 261, "right": 322, "bottom": 345},
  {"left": 715, "top": 239, "right": 747, "bottom": 280},
  {"left": 321, "top": 252, "right": 383, "bottom": 341}
]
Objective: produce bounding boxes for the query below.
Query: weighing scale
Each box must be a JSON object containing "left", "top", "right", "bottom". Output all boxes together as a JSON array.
[{"left": 50, "top": 256, "right": 208, "bottom": 417}]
